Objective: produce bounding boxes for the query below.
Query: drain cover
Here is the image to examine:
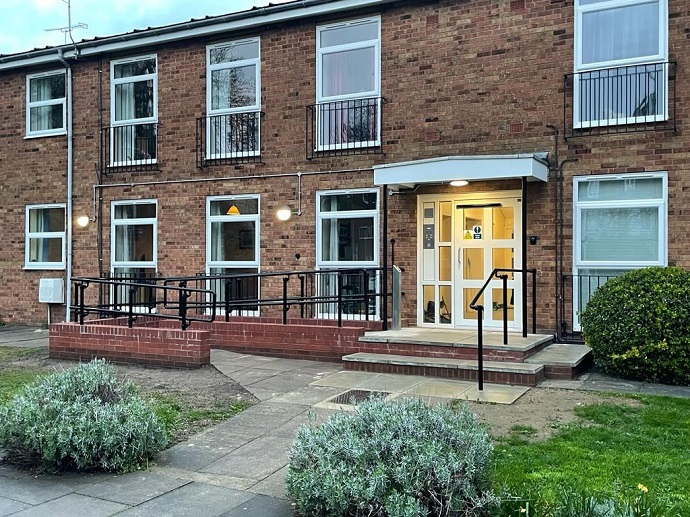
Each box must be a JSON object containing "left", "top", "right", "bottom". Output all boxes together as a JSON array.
[{"left": 327, "top": 389, "right": 390, "bottom": 405}]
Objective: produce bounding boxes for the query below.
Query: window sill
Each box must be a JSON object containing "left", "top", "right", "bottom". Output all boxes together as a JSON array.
[
  {"left": 23, "top": 265, "right": 66, "bottom": 271},
  {"left": 24, "top": 131, "right": 67, "bottom": 140}
]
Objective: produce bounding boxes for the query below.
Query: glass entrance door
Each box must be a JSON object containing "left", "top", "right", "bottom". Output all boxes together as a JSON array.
[
  {"left": 418, "top": 194, "right": 522, "bottom": 329},
  {"left": 454, "top": 201, "right": 521, "bottom": 328}
]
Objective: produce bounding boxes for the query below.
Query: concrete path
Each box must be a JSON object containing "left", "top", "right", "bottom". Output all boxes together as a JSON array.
[{"left": 2, "top": 327, "right": 690, "bottom": 516}]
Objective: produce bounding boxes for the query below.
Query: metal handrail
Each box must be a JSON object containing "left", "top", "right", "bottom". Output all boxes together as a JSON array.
[
  {"left": 72, "top": 266, "right": 393, "bottom": 331},
  {"left": 469, "top": 267, "right": 537, "bottom": 390}
]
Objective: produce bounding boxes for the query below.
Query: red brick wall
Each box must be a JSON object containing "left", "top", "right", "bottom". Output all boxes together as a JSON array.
[{"left": 3, "top": 0, "right": 689, "bottom": 335}]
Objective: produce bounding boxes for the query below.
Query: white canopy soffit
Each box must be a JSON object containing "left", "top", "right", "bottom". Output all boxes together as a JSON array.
[{"left": 373, "top": 153, "right": 550, "bottom": 191}]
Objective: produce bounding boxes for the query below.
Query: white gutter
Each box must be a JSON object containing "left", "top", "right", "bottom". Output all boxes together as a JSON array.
[
  {"left": 0, "top": 0, "right": 400, "bottom": 71},
  {"left": 56, "top": 49, "right": 74, "bottom": 323}
]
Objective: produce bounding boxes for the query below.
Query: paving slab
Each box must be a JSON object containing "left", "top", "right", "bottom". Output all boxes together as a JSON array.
[
  {"left": 0, "top": 495, "right": 28, "bottom": 517},
  {"left": 248, "top": 466, "right": 289, "bottom": 499},
  {"left": 246, "top": 371, "right": 325, "bottom": 393},
  {"left": 76, "top": 471, "right": 191, "bottom": 505},
  {"left": 270, "top": 385, "right": 343, "bottom": 406},
  {"left": 0, "top": 475, "right": 79, "bottom": 505},
  {"left": 356, "top": 373, "right": 425, "bottom": 392},
  {"left": 581, "top": 373, "right": 644, "bottom": 393},
  {"left": 220, "top": 494, "right": 294, "bottom": 517},
  {"left": 228, "top": 368, "right": 281, "bottom": 387},
  {"left": 200, "top": 435, "right": 294, "bottom": 480},
  {"left": 402, "top": 379, "right": 475, "bottom": 399},
  {"left": 640, "top": 383, "right": 690, "bottom": 398},
  {"left": 115, "top": 481, "right": 253, "bottom": 517},
  {"left": 525, "top": 343, "right": 591, "bottom": 366},
  {"left": 0, "top": 328, "right": 49, "bottom": 348},
  {"left": 459, "top": 384, "right": 529, "bottom": 405},
  {"left": 311, "top": 370, "right": 381, "bottom": 388},
  {"left": 9, "top": 493, "right": 128, "bottom": 517}
]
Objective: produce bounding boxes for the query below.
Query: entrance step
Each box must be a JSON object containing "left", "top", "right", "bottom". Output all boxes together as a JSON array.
[
  {"left": 342, "top": 352, "right": 544, "bottom": 387},
  {"left": 360, "top": 328, "right": 553, "bottom": 362},
  {"left": 524, "top": 343, "right": 593, "bottom": 380}
]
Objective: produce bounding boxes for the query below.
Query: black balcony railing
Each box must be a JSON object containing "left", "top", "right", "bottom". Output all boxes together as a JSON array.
[
  {"left": 559, "top": 273, "right": 622, "bottom": 342},
  {"left": 103, "top": 123, "right": 159, "bottom": 172},
  {"left": 564, "top": 62, "right": 676, "bottom": 139},
  {"left": 196, "top": 112, "right": 262, "bottom": 167},
  {"left": 306, "top": 97, "right": 383, "bottom": 159}
]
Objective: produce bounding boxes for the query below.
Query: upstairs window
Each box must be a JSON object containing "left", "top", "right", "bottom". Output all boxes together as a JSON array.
[
  {"left": 206, "top": 39, "right": 261, "bottom": 159},
  {"left": 574, "top": 0, "right": 668, "bottom": 128},
  {"left": 25, "top": 204, "right": 65, "bottom": 269},
  {"left": 26, "top": 71, "right": 66, "bottom": 137},
  {"left": 110, "top": 56, "right": 158, "bottom": 165},
  {"left": 315, "top": 18, "right": 381, "bottom": 150}
]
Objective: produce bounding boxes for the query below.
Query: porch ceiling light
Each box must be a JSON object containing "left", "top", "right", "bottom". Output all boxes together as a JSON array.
[
  {"left": 226, "top": 204, "right": 240, "bottom": 215},
  {"left": 450, "top": 180, "right": 469, "bottom": 187},
  {"left": 276, "top": 205, "right": 293, "bottom": 222}
]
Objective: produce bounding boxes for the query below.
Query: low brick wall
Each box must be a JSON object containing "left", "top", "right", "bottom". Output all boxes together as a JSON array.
[
  {"left": 49, "top": 322, "right": 211, "bottom": 368},
  {"left": 49, "top": 317, "right": 378, "bottom": 367}
]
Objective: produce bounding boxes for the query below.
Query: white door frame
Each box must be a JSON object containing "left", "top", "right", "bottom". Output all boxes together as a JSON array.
[{"left": 417, "top": 190, "right": 523, "bottom": 330}]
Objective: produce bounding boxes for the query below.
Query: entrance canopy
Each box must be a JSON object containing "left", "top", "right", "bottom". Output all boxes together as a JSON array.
[{"left": 373, "top": 153, "right": 549, "bottom": 191}]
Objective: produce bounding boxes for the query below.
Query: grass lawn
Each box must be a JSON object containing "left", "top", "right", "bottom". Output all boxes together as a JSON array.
[{"left": 493, "top": 394, "right": 690, "bottom": 514}]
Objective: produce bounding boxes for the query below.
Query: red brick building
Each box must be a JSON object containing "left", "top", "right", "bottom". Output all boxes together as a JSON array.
[{"left": 0, "top": 0, "right": 685, "bottom": 342}]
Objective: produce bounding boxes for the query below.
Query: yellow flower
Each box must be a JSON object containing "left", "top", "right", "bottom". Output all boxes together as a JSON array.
[
  {"left": 519, "top": 508, "right": 527, "bottom": 514},
  {"left": 637, "top": 483, "right": 649, "bottom": 493}
]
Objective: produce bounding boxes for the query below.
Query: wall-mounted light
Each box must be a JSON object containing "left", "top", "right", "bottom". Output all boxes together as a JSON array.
[
  {"left": 276, "top": 205, "right": 294, "bottom": 221},
  {"left": 450, "top": 180, "right": 469, "bottom": 187},
  {"left": 76, "top": 215, "right": 90, "bottom": 228},
  {"left": 226, "top": 204, "right": 240, "bottom": 215}
]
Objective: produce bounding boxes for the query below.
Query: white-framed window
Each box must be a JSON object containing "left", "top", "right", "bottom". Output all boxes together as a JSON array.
[
  {"left": 111, "top": 200, "right": 157, "bottom": 308},
  {"left": 110, "top": 56, "right": 158, "bottom": 165},
  {"left": 316, "top": 189, "right": 380, "bottom": 319},
  {"left": 206, "top": 195, "right": 260, "bottom": 314},
  {"left": 26, "top": 71, "right": 66, "bottom": 137},
  {"left": 25, "top": 204, "right": 65, "bottom": 269},
  {"left": 206, "top": 38, "right": 261, "bottom": 159},
  {"left": 315, "top": 17, "right": 381, "bottom": 149},
  {"left": 572, "top": 172, "right": 667, "bottom": 328},
  {"left": 574, "top": 0, "right": 668, "bottom": 128}
]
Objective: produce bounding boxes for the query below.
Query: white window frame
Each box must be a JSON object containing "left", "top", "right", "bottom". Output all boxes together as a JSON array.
[
  {"left": 316, "top": 188, "right": 380, "bottom": 320},
  {"left": 24, "top": 204, "right": 66, "bottom": 270},
  {"left": 315, "top": 17, "right": 381, "bottom": 150},
  {"left": 206, "top": 195, "right": 261, "bottom": 315},
  {"left": 25, "top": 70, "right": 66, "bottom": 138},
  {"left": 110, "top": 55, "right": 158, "bottom": 166},
  {"left": 110, "top": 199, "right": 158, "bottom": 272},
  {"left": 573, "top": 0, "right": 668, "bottom": 128},
  {"left": 572, "top": 172, "right": 667, "bottom": 328},
  {"left": 206, "top": 38, "right": 261, "bottom": 160}
]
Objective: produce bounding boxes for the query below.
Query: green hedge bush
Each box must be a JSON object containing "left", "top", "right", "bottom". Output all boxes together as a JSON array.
[
  {"left": 286, "top": 397, "right": 497, "bottom": 517},
  {"left": 0, "top": 359, "right": 168, "bottom": 472},
  {"left": 580, "top": 266, "right": 690, "bottom": 386}
]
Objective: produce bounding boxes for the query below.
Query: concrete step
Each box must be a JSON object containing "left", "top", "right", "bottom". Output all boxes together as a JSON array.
[
  {"left": 524, "top": 343, "right": 593, "bottom": 380},
  {"left": 342, "top": 352, "right": 544, "bottom": 387},
  {"left": 359, "top": 329, "right": 554, "bottom": 362}
]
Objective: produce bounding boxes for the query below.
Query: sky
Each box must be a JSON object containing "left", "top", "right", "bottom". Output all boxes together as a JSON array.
[{"left": 1, "top": 0, "right": 294, "bottom": 55}]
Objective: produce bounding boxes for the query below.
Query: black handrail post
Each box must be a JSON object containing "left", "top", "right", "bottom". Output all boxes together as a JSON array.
[
  {"left": 224, "top": 279, "right": 231, "bottom": 322},
  {"left": 179, "top": 280, "right": 189, "bottom": 331},
  {"left": 532, "top": 269, "right": 537, "bottom": 334},
  {"left": 78, "top": 282, "right": 87, "bottom": 325},
  {"left": 501, "top": 274, "right": 508, "bottom": 345},
  {"left": 521, "top": 177, "right": 528, "bottom": 338},
  {"left": 363, "top": 269, "right": 370, "bottom": 321},
  {"left": 381, "top": 186, "right": 388, "bottom": 331},
  {"left": 299, "top": 275, "right": 305, "bottom": 319},
  {"left": 127, "top": 286, "right": 136, "bottom": 328},
  {"left": 337, "top": 272, "right": 343, "bottom": 328},
  {"left": 477, "top": 306, "right": 484, "bottom": 391},
  {"left": 282, "top": 276, "right": 289, "bottom": 325}
]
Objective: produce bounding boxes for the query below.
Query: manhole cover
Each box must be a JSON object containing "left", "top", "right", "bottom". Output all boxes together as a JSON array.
[{"left": 327, "top": 389, "right": 390, "bottom": 405}]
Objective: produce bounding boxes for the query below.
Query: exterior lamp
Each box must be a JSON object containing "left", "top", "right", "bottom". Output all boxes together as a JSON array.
[
  {"left": 276, "top": 205, "right": 293, "bottom": 222},
  {"left": 226, "top": 204, "right": 240, "bottom": 215},
  {"left": 450, "top": 180, "right": 469, "bottom": 187},
  {"left": 76, "top": 215, "right": 90, "bottom": 228}
]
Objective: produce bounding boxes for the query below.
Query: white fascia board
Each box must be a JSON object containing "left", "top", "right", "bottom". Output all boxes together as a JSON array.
[
  {"left": 0, "top": 0, "right": 399, "bottom": 70},
  {"left": 373, "top": 154, "right": 550, "bottom": 189}
]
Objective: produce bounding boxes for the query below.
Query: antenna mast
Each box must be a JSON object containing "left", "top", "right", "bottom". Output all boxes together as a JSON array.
[{"left": 44, "top": 0, "right": 88, "bottom": 45}]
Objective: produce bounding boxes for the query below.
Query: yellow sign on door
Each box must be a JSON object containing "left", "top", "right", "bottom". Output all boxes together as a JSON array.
[{"left": 463, "top": 230, "right": 473, "bottom": 240}]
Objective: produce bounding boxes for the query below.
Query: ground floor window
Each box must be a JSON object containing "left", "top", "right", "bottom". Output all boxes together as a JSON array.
[
  {"left": 25, "top": 204, "right": 65, "bottom": 269},
  {"left": 572, "top": 172, "right": 667, "bottom": 328},
  {"left": 316, "top": 189, "right": 379, "bottom": 319},
  {"left": 111, "top": 200, "right": 157, "bottom": 309},
  {"left": 206, "top": 195, "right": 260, "bottom": 314}
]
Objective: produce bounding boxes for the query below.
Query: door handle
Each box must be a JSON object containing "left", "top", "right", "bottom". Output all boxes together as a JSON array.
[{"left": 457, "top": 247, "right": 462, "bottom": 264}]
